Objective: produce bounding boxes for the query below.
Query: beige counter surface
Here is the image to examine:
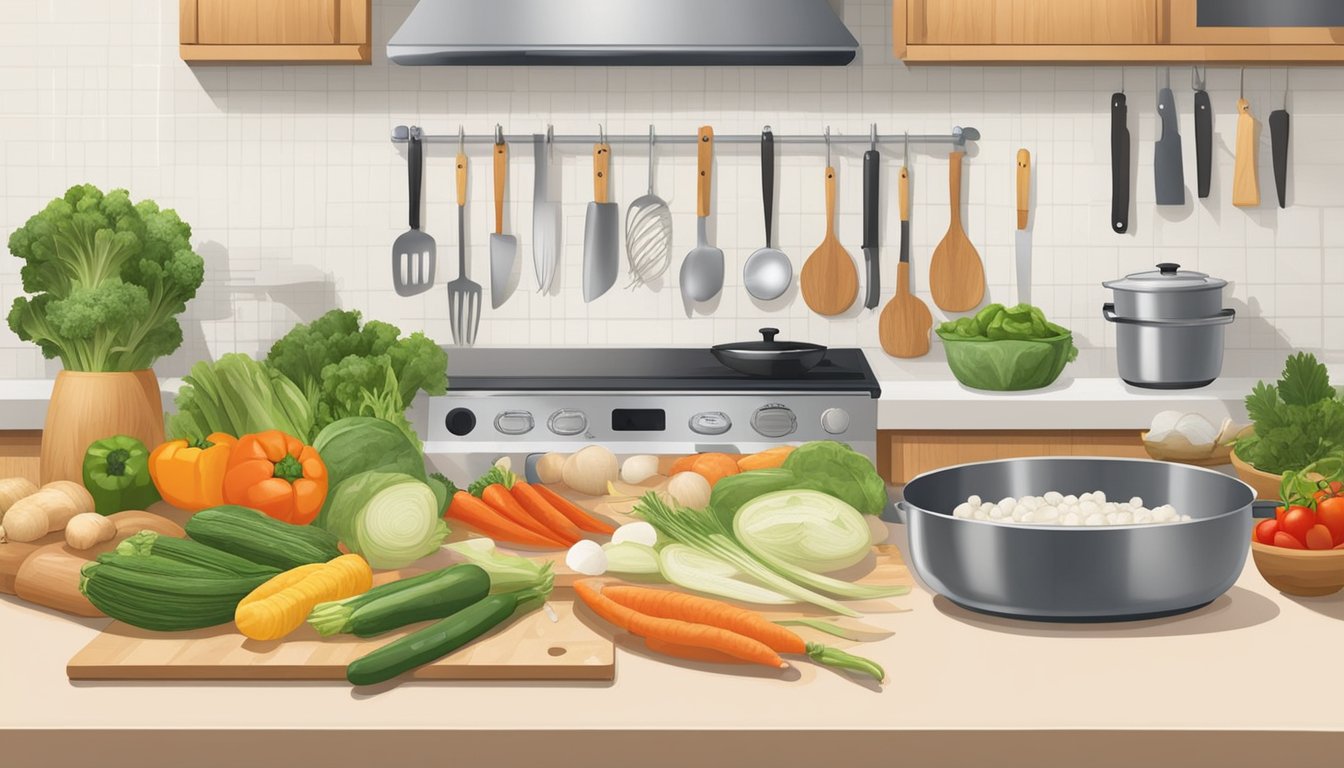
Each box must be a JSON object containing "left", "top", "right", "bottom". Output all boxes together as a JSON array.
[{"left": 6, "top": 524, "right": 1344, "bottom": 767}]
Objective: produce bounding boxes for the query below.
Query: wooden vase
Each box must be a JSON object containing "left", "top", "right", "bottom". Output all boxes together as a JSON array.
[{"left": 40, "top": 370, "right": 165, "bottom": 484}]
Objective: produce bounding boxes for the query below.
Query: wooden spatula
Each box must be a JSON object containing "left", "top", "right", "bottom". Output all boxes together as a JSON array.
[
  {"left": 880, "top": 163, "right": 933, "bottom": 358},
  {"left": 801, "top": 165, "right": 859, "bottom": 316},
  {"left": 1233, "top": 97, "right": 1261, "bottom": 208},
  {"left": 929, "top": 150, "right": 984, "bottom": 313}
]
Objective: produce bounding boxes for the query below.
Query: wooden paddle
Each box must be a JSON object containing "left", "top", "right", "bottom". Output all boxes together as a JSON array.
[
  {"left": 1233, "top": 97, "right": 1260, "bottom": 208},
  {"left": 929, "top": 150, "right": 984, "bottom": 313},
  {"left": 879, "top": 163, "right": 933, "bottom": 358},
  {"left": 801, "top": 165, "right": 859, "bottom": 316}
]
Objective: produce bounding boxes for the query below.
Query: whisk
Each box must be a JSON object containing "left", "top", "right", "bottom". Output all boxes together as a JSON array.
[{"left": 625, "top": 126, "right": 673, "bottom": 288}]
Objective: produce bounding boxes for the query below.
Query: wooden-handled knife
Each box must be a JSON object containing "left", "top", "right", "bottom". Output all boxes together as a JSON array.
[{"left": 1015, "top": 149, "right": 1032, "bottom": 306}]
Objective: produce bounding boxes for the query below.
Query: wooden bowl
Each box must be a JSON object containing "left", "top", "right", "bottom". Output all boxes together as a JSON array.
[
  {"left": 1230, "top": 450, "right": 1284, "bottom": 501},
  {"left": 1251, "top": 541, "right": 1344, "bottom": 597}
]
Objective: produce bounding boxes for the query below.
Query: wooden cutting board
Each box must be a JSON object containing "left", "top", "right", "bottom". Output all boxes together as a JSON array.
[{"left": 67, "top": 596, "right": 612, "bottom": 682}]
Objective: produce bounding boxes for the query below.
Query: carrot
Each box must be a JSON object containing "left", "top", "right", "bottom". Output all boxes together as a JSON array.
[
  {"left": 573, "top": 580, "right": 786, "bottom": 669},
  {"left": 602, "top": 584, "right": 806, "bottom": 654},
  {"left": 690, "top": 453, "right": 741, "bottom": 486},
  {"left": 737, "top": 446, "right": 795, "bottom": 472},
  {"left": 481, "top": 484, "right": 559, "bottom": 541},
  {"left": 510, "top": 482, "right": 583, "bottom": 544},
  {"left": 531, "top": 483, "right": 616, "bottom": 535},
  {"left": 446, "top": 491, "right": 567, "bottom": 549},
  {"left": 668, "top": 455, "right": 699, "bottom": 475},
  {"left": 643, "top": 636, "right": 746, "bottom": 665}
]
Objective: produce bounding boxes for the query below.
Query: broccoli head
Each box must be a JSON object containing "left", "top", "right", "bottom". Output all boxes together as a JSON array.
[{"left": 6, "top": 184, "right": 203, "bottom": 371}]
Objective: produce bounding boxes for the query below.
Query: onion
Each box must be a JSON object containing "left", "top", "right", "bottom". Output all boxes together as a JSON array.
[
  {"left": 612, "top": 521, "right": 657, "bottom": 547},
  {"left": 666, "top": 471, "right": 711, "bottom": 509},
  {"left": 620, "top": 455, "right": 660, "bottom": 484},
  {"left": 562, "top": 446, "right": 619, "bottom": 496},
  {"left": 565, "top": 540, "right": 608, "bottom": 576},
  {"left": 601, "top": 541, "right": 660, "bottom": 575},
  {"left": 535, "top": 453, "right": 567, "bottom": 484}
]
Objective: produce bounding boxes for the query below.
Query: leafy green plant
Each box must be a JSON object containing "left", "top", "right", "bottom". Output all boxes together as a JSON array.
[
  {"left": 1233, "top": 352, "right": 1344, "bottom": 476},
  {"left": 168, "top": 354, "right": 314, "bottom": 441},
  {"left": 265, "top": 310, "right": 447, "bottom": 448},
  {"left": 7, "top": 184, "right": 205, "bottom": 371}
]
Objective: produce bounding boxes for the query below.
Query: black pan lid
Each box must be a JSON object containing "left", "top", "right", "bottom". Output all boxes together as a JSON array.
[{"left": 711, "top": 328, "right": 826, "bottom": 355}]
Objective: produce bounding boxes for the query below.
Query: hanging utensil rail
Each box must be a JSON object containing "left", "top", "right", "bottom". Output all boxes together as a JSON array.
[{"left": 391, "top": 125, "right": 980, "bottom": 147}]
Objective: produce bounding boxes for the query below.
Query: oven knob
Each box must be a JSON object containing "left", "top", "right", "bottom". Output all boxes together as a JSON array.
[
  {"left": 494, "top": 410, "right": 535, "bottom": 436},
  {"left": 751, "top": 404, "right": 797, "bottom": 438},
  {"left": 548, "top": 409, "right": 588, "bottom": 436},
  {"left": 445, "top": 408, "right": 477, "bottom": 437},
  {"left": 689, "top": 412, "right": 731, "bottom": 436},
  {"left": 820, "top": 408, "right": 851, "bottom": 435}
]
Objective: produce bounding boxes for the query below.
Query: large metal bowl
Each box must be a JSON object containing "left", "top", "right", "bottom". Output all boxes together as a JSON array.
[{"left": 899, "top": 457, "right": 1254, "bottom": 622}]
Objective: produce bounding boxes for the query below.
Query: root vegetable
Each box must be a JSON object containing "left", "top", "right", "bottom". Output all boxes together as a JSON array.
[
  {"left": 15, "top": 543, "right": 103, "bottom": 616},
  {"left": 565, "top": 540, "right": 608, "bottom": 576},
  {"left": 667, "top": 472, "right": 711, "bottom": 509},
  {"left": 562, "top": 446, "right": 619, "bottom": 496},
  {"left": 2, "top": 482, "right": 95, "bottom": 542},
  {"left": 535, "top": 453, "right": 567, "bottom": 484},
  {"left": 621, "top": 455, "right": 660, "bottom": 484},
  {"left": 0, "top": 477, "right": 38, "bottom": 513},
  {"left": 612, "top": 521, "right": 657, "bottom": 547},
  {"left": 64, "top": 513, "right": 117, "bottom": 550}
]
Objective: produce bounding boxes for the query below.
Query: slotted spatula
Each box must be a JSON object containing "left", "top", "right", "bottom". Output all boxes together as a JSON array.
[
  {"left": 447, "top": 151, "right": 481, "bottom": 346},
  {"left": 392, "top": 128, "right": 436, "bottom": 296}
]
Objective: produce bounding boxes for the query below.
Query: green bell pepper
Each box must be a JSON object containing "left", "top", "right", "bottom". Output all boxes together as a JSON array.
[{"left": 82, "top": 435, "right": 160, "bottom": 515}]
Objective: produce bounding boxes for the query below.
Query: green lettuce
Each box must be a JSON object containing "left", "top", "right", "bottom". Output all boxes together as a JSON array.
[{"left": 1233, "top": 352, "right": 1344, "bottom": 476}]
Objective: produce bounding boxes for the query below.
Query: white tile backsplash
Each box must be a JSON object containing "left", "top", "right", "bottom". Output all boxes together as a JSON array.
[{"left": 0, "top": 0, "right": 1339, "bottom": 379}]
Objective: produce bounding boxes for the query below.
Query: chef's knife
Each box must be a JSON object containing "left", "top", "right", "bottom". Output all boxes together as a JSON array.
[
  {"left": 1015, "top": 149, "right": 1032, "bottom": 306},
  {"left": 1270, "top": 106, "right": 1290, "bottom": 209},
  {"left": 862, "top": 145, "right": 880, "bottom": 310},
  {"left": 1155, "top": 73, "right": 1186, "bottom": 206},
  {"left": 1111, "top": 92, "right": 1130, "bottom": 234},
  {"left": 1194, "top": 71, "right": 1212, "bottom": 199}
]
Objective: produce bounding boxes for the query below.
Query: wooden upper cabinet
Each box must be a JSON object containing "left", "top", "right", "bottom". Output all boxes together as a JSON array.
[
  {"left": 896, "top": 0, "right": 1344, "bottom": 62},
  {"left": 180, "top": 0, "right": 371, "bottom": 64}
]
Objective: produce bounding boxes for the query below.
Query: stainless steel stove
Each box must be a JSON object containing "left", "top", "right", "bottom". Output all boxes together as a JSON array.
[{"left": 421, "top": 347, "right": 881, "bottom": 480}]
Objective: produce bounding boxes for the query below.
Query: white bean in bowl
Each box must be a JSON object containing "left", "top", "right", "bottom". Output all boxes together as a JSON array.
[{"left": 951, "top": 492, "right": 1191, "bottom": 526}]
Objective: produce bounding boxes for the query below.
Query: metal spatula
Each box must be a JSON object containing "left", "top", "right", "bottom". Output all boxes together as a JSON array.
[
  {"left": 447, "top": 150, "right": 481, "bottom": 346},
  {"left": 392, "top": 128, "right": 436, "bottom": 296}
]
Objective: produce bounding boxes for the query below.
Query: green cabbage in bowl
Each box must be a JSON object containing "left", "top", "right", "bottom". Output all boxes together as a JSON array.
[{"left": 937, "top": 304, "right": 1079, "bottom": 391}]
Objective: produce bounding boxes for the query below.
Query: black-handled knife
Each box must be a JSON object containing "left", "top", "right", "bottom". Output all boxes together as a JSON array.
[
  {"left": 1155, "top": 79, "right": 1185, "bottom": 206},
  {"left": 1195, "top": 82, "right": 1212, "bottom": 199},
  {"left": 1270, "top": 108, "right": 1290, "bottom": 209},
  {"left": 862, "top": 147, "right": 880, "bottom": 309},
  {"left": 1111, "top": 92, "right": 1130, "bottom": 234}
]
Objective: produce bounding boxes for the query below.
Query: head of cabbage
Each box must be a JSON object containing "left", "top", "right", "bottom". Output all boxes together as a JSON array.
[
  {"left": 319, "top": 471, "right": 449, "bottom": 569},
  {"left": 732, "top": 489, "right": 875, "bottom": 574}
]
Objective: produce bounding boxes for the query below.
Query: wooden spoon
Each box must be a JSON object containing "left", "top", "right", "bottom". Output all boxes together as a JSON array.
[
  {"left": 801, "top": 165, "right": 858, "bottom": 316},
  {"left": 879, "top": 164, "right": 933, "bottom": 358},
  {"left": 929, "top": 150, "right": 984, "bottom": 313}
]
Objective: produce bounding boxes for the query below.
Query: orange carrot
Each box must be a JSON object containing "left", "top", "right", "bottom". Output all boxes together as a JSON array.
[
  {"left": 510, "top": 482, "right": 583, "bottom": 544},
  {"left": 643, "top": 636, "right": 745, "bottom": 665},
  {"left": 481, "top": 484, "right": 559, "bottom": 541},
  {"left": 690, "top": 453, "right": 741, "bottom": 486},
  {"left": 737, "top": 446, "right": 795, "bottom": 472},
  {"left": 668, "top": 455, "right": 699, "bottom": 475},
  {"left": 446, "top": 491, "right": 567, "bottom": 549},
  {"left": 602, "top": 584, "right": 806, "bottom": 654},
  {"left": 531, "top": 483, "right": 616, "bottom": 535},
  {"left": 573, "top": 580, "right": 786, "bottom": 669}
]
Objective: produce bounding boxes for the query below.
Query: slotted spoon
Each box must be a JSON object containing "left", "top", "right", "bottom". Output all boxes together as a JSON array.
[
  {"left": 447, "top": 150, "right": 481, "bottom": 346},
  {"left": 625, "top": 127, "right": 672, "bottom": 288},
  {"left": 392, "top": 128, "right": 436, "bottom": 296}
]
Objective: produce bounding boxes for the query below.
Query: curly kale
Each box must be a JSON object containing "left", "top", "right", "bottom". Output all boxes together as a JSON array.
[
  {"left": 266, "top": 309, "right": 447, "bottom": 447},
  {"left": 7, "top": 184, "right": 204, "bottom": 371}
]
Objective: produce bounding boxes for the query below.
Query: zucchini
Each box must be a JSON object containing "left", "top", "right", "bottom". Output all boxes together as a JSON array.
[
  {"left": 116, "top": 531, "right": 280, "bottom": 578},
  {"left": 308, "top": 565, "right": 490, "bottom": 638},
  {"left": 345, "top": 577, "right": 552, "bottom": 686},
  {"left": 79, "top": 553, "right": 274, "bottom": 632},
  {"left": 185, "top": 505, "right": 342, "bottom": 570}
]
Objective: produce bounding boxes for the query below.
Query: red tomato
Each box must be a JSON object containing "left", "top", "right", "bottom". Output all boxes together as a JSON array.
[
  {"left": 1282, "top": 506, "right": 1317, "bottom": 543},
  {"left": 1274, "top": 531, "right": 1307, "bottom": 549},
  {"left": 1255, "top": 518, "right": 1282, "bottom": 545},
  {"left": 1317, "top": 497, "right": 1344, "bottom": 545},
  {"left": 1330, "top": 481, "right": 1343, "bottom": 495},
  {"left": 1307, "top": 524, "right": 1335, "bottom": 550}
]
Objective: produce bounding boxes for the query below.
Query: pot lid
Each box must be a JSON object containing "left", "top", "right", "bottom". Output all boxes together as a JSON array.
[
  {"left": 712, "top": 328, "right": 826, "bottom": 355},
  {"left": 1103, "top": 263, "right": 1227, "bottom": 293}
]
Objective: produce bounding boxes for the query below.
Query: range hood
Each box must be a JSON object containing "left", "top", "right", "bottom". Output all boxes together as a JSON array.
[{"left": 387, "top": 0, "right": 858, "bottom": 66}]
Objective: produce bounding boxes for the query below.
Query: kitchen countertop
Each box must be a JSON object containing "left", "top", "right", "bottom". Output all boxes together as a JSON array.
[
  {"left": 0, "top": 349, "right": 1324, "bottom": 433},
  {"left": 5, "top": 523, "right": 1344, "bottom": 767}
]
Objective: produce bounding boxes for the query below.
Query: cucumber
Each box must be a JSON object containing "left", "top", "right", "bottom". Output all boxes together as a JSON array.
[
  {"left": 185, "top": 505, "right": 342, "bottom": 570},
  {"left": 80, "top": 555, "right": 274, "bottom": 632},
  {"left": 308, "top": 565, "right": 490, "bottom": 638},
  {"left": 116, "top": 531, "right": 280, "bottom": 578}
]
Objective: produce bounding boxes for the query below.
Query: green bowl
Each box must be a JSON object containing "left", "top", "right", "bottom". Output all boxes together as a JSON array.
[{"left": 937, "top": 330, "right": 1078, "bottom": 392}]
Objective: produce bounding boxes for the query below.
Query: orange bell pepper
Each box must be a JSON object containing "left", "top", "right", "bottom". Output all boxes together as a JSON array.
[
  {"left": 222, "top": 430, "right": 328, "bottom": 525},
  {"left": 148, "top": 433, "right": 238, "bottom": 511}
]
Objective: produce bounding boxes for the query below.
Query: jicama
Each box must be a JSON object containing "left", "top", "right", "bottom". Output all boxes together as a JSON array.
[{"left": 234, "top": 554, "right": 373, "bottom": 641}]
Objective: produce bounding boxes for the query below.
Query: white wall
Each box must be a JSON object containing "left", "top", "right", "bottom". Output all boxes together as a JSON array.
[{"left": 0, "top": 0, "right": 1338, "bottom": 378}]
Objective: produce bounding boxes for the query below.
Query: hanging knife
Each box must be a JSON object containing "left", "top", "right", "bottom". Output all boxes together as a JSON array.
[
  {"left": 1015, "top": 149, "right": 1032, "bottom": 306},
  {"left": 1111, "top": 91, "right": 1130, "bottom": 234},
  {"left": 1270, "top": 100, "right": 1290, "bottom": 209},
  {"left": 1194, "top": 67, "right": 1212, "bottom": 199},
  {"left": 862, "top": 129, "right": 880, "bottom": 310},
  {"left": 1155, "top": 69, "right": 1185, "bottom": 206}
]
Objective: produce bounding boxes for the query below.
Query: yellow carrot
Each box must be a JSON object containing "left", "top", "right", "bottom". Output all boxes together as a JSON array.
[{"left": 235, "top": 554, "right": 372, "bottom": 640}]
